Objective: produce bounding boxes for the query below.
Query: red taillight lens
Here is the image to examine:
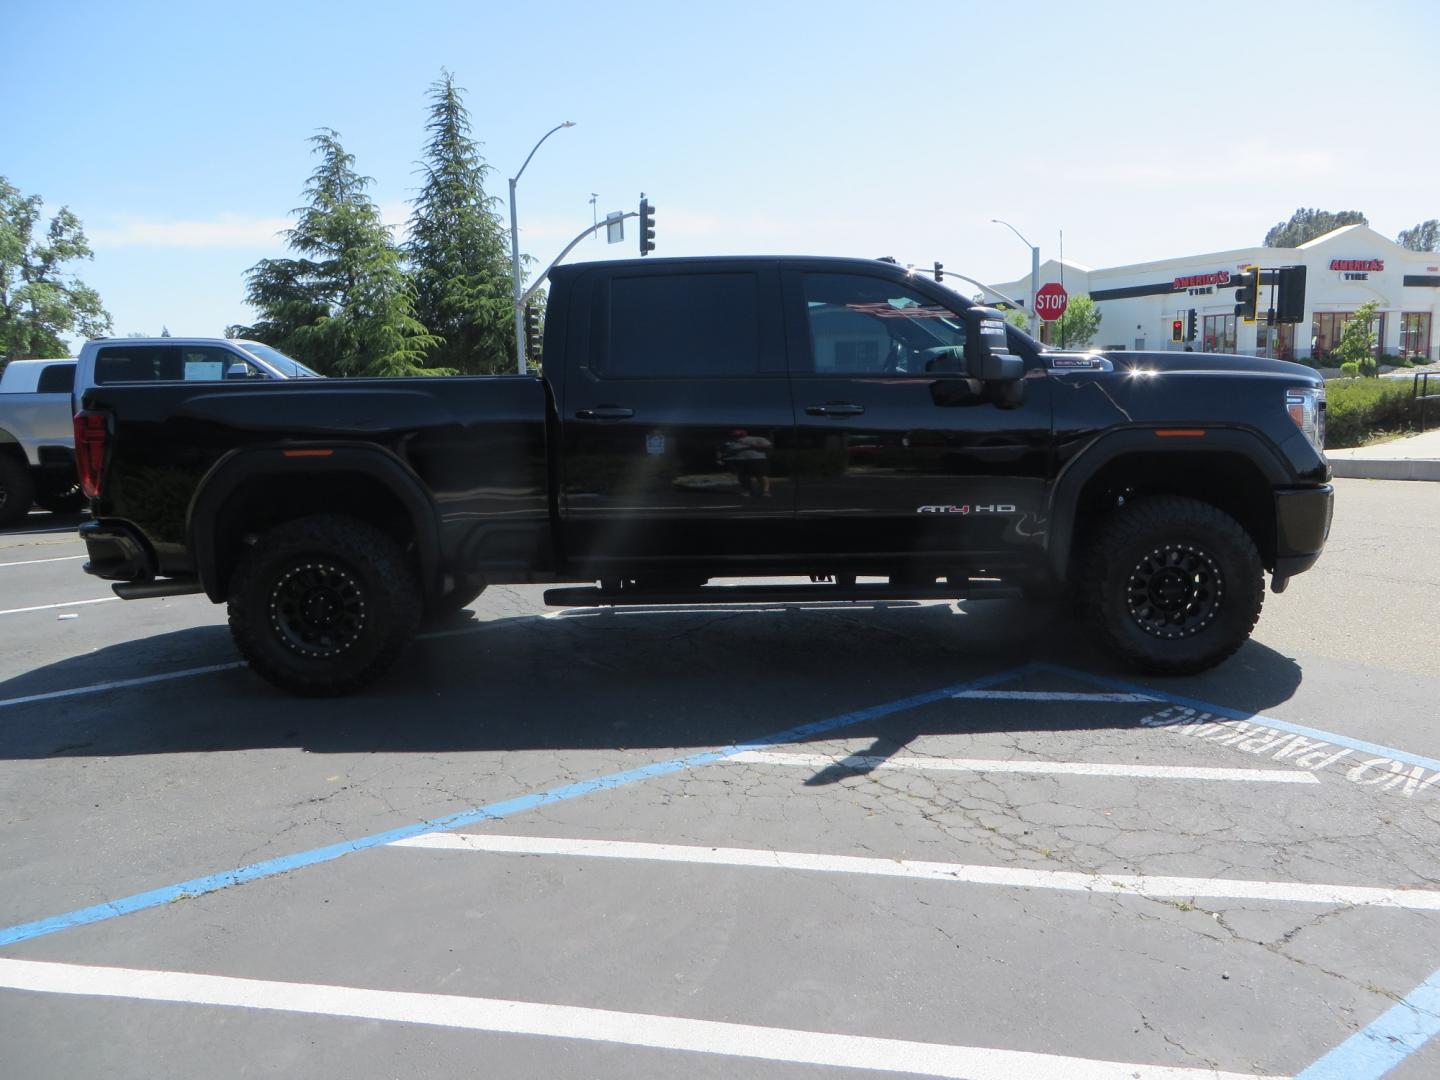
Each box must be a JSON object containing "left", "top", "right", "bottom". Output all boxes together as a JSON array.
[{"left": 74, "top": 411, "right": 109, "bottom": 499}]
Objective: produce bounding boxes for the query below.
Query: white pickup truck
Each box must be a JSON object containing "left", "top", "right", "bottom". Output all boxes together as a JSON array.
[
  {"left": 1, "top": 337, "right": 320, "bottom": 527},
  {"left": 0, "top": 357, "right": 80, "bottom": 527}
]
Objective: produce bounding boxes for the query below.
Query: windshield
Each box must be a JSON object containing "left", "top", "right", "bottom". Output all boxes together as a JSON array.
[{"left": 236, "top": 342, "right": 322, "bottom": 378}]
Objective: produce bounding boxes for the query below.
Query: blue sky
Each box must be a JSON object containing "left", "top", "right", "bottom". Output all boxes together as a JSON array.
[{"left": 4, "top": 0, "right": 1438, "bottom": 345}]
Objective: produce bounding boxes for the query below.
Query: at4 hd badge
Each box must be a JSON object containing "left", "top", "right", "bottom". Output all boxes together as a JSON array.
[{"left": 917, "top": 503, "right": 1017, "bottom": 514}]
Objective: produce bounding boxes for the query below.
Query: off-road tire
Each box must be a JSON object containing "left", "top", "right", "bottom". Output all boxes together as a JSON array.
[
  {"left": 0, "top": 455, "right": 36, "bottom": 528},
  {"left": 1079, "top": 495, "right": 1263, "bottom": 676},
  {"left": 227, "top": 514, "right": 422, "bottom": 696}
]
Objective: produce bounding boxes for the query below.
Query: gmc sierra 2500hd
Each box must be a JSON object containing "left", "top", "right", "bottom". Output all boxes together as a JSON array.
[{"left": 73, "top": 256, "right": 1333, "bottom": 695}]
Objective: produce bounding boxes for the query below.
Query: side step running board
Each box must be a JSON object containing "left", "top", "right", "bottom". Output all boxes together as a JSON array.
[
  {"left": 112, "top": 579, "right": 205, "bottom": 600},
  {"left": 542, "top": 582, "right": 1022, "bottom": 608}
]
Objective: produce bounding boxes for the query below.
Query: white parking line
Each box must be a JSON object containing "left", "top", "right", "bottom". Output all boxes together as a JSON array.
[
  {"left": 954, "top": 690, "right": 1161, "bottom": 702},
  {"left": 0, "top": 554, "right": 87, "bottom": 568},
  {"left": 730, "top": 751, "right": 1321, "bottom": 784},
  {"left": 0, "top": 662, "right": 247, "bottom": 710},
  {"left": 0, "top": 596, "right": 117, "bottom": 617},
  {"left": 391, "top": 833, "right": 1440, "bottom": 910},
  {"left": 0, "top": 959, "right": 1269, "bottom": 1080}
]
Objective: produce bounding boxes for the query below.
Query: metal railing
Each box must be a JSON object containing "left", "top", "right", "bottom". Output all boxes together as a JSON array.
[{"left": 1413, "top": 371, "right": 1440, "bottom": 432}]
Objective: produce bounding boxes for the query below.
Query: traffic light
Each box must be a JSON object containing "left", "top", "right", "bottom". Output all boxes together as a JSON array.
[
  {"left": 933, "top": 261, "right": 944, "bottom": 282},
  {"left": 1234, "top": 265, "right": 1261, "bottom": 322},
  {"left": 1171, "top": 319, "right": 1183, "bottom": 343},
  {"left": 638, "top": 197, "right": 656, "bottom": 256},
  {"left": 524, "top": 302, "right": 541, "bottom": 363},
  {"left": 1275, "top": 265, "right": 1307, "bottom": 324},
  {"left": 1186, "top": 309, "right": 1198, "bottom": 342}
]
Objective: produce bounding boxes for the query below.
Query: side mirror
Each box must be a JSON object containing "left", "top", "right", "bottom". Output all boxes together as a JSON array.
[
  {"left": 226, "top": 363, "right": 251, "bottom": 380},
  {"left": 964, "top": 307, "right": 1023, "bottom": 383}
]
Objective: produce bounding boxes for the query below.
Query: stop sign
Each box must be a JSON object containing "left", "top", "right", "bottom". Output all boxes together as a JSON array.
[{"left": 1035, "top": 282, "right": 1069, "bottom": 322}]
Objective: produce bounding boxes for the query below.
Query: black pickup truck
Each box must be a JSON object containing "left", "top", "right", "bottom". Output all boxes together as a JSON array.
[{"left": 75, "top": 256, "right": 1333, "bottom": 695}]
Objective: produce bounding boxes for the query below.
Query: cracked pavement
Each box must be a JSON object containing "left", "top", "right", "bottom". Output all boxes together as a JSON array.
[{"left": 1, "top": 480, "right": 1439, "bottom": 1079}]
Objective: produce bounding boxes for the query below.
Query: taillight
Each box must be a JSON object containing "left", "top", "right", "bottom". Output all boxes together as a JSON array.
[{"left": 74, "top": 411, "right": 109, "bottom": 498}]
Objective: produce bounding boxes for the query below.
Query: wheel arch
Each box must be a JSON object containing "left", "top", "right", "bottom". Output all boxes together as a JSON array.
[
  {"left": 1047, "top": 428, "right": 1290, "bottom": 582},
  {"left": 189, "top": 444, "right": 442, "bottom": 603}
]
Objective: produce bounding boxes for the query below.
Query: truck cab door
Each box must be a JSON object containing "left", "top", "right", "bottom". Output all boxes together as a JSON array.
[
  {"left": 782, "top": 265, "right": 1052, "bottom": 565},
  {"left": 557, "top": 262, "right": 795, "bottom": 571}
]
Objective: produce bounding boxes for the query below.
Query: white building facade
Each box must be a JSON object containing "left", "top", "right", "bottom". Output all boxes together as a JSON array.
[{"left": 988, "top": 225, "right": 1438, "bottom": 363}]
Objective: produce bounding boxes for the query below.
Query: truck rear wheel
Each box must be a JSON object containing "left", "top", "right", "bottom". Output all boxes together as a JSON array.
[
  {"left": 0, "top": 455, "right": 35, "bottom": 528},
  {"left": 227, "top": 514, "right": 422, "bottom": 696},
  {"left": 1079, "top": 495, "right": 1263, "bottom": 676}
]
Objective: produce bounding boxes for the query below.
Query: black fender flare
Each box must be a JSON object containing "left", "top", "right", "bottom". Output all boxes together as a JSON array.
[
  {"left": 1045, "top": 426, "right": 1291, "bottom": 581},
  {"left": 187, "top": 443, "right": 442, "bottom": 603}
]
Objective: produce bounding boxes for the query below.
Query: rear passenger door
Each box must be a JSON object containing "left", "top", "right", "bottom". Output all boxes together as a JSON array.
[{"left": 558, "top": 262, "right": 795, "bottom": 566}]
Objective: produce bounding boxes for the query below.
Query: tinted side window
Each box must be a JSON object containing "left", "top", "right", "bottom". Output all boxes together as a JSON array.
[
  {"left": 37, "top": 363, "right": 76, "bottom": 394},
  {"left": 179, "top": 346, "right": 255, "bottom": 380},
  {"left": 604, "top": 273, "right": 760, "bottom": 378},
  {"left": 801, "top": 274, "right": 967, "bottom": 376},
  {"left": 94, "top": 345, "right": 181, "bottom": 383}
]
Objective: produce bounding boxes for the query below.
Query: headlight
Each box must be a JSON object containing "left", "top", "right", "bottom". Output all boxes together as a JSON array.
[{"left": 1286, "top": 386, "right": 1325, "bottom": 450}]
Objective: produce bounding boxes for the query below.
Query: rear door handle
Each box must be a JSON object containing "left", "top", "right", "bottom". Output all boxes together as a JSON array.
[
  {"left": 575, "top": 406, "right": 635, "bottom": 420},
  {"left": 805, "top": 402, "right": 865, "bottom": 417}
]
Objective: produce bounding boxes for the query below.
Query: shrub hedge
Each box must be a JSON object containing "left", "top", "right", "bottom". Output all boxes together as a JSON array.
[{"left": 1324, "top": 378, "right": 1425, "bottom": 448}]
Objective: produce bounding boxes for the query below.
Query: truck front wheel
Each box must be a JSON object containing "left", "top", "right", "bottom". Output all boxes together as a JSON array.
[
  {"left": 1079, "top": 496, "right": 1264, "bottom": 676},
  {"left": 227, "top": 514, "right": 422, "bottom": 696}
]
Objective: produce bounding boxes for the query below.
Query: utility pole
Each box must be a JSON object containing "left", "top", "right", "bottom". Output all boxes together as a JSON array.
[{"left": 508, "top": 121, "right": 575, "bottom": 375}]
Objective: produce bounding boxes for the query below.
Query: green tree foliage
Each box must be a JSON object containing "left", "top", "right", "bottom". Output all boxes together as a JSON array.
[
  {"left": 236, "top": 131, "right": 439, "bottom": 377},
  {"left": 1262, "top": 208, "right": 1367, "bottom": 248},
  {"left": 407, "top": 72, "right": 516, "bottom": 374},
  {"left": 1050, "top": 294, "right": 1101, "bottom": 349},
  {"left": 1332, "top": 300, "right": 1380, "bottom": 372},
  {"left": 0, "top": 177, "right": 111, "bottom": 361},
  {"left": 1398, "top": 220, "right": 1440, "bottom": 252}
]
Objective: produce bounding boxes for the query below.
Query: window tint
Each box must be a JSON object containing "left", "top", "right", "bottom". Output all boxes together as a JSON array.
[
  {"left": 179, "top": 346, "right": 255, "bottom": 380},
  {"left": 802, "top": 274, "right": 966, "bottom": 375},
  {"left": 605, "top": 273, "right": 760, "bottom": 378},
  {"left": 37, "top": 363, "right": 75, "bottom": 394},
  {"left": 94, "top": 345, "right": 181, "bottom": 383}
]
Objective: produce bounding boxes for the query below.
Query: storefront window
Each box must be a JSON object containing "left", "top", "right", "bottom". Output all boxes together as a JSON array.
[
  {"left": 1201, "top": 314, "right": 1235, "bottom": 353},
  {"left": 1257, "top": 323, "right": 1296, "bottom": 360},
  {"left": 1400, "top": 313, "right": 1433, "bottom": 361},
  {"left": 1314, "top": 311, "right": 1387, "bottom": 359}
]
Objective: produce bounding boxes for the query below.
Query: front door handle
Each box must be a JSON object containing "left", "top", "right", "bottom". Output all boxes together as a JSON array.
[
  {"left": 575, "top": 406, "right": 635, "bottom": 420},
  {"left": 805, "top": 402, "right": 865, "bottom": 417}
]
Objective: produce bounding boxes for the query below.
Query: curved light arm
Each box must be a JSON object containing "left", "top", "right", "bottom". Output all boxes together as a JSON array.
[
  {"left": 991, "top": 217, "right": 1034, "bottom": 250},
  {"left": 513, "top": 121, "right": 576, "bottom": 184}
]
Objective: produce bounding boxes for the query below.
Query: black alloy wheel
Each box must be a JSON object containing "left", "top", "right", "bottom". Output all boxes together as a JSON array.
[
  {"left": 1125, "top": 542, "right": 1224, "bottom": 640},
  {"left": 269, "top": 559, "right": 368, "bottom": 658}
]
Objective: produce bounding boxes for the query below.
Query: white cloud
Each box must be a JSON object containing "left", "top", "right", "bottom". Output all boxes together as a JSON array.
[
  {"left": 90, "top": 201, "right": 416, "bottom": 250},
  {"left": 89, "top": 214, "right": 293, "bottom": 249}
]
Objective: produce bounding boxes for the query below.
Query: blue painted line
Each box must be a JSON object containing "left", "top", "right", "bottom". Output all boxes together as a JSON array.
[
  {"left": 0, "top": 664, "right": 1031, "bottom": 948},
  {"left": 1294, "top": 963, "right": 1440, "bottom": 1079},
  {"left": 1032, "top": 663, "right": 1440, "bottom": 775}
]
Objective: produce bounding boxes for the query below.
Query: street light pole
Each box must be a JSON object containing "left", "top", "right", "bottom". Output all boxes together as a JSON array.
[
  {"left": 992, "top": 219, "right": 1041, "bottom": 340},
  {"left": 509, "top": 121, "right": 575, "bottom": 374}
]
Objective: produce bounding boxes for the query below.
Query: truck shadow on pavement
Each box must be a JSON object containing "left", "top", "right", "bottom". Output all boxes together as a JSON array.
[{"left": 0, "top": 599, "right": 1303, "bottom": 763}]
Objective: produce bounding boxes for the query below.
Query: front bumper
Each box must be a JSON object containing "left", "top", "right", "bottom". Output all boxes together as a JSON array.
[
  {"left": 79, "top": 520, "right": 154, "bottom": 581},
  {"left": 1273, "top": 484, "right": 1334, "bottom": 578}
]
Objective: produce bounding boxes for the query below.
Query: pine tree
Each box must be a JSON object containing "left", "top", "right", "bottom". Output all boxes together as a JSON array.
[
  {"left": 238, "top": 130, "right": 439, "bottom": 377},
  {"left": 407, "top": 71, "right": 516, "bottom": 374}
]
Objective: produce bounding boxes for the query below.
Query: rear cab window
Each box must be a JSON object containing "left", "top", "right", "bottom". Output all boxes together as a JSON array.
[
  {"left": 597, "top": 272, "right": 764, "bottom": 378},
  {"left": 94, "top": 345, "right": 257, "bottom": 384}
]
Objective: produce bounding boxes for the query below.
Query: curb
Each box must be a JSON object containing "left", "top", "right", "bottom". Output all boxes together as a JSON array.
[{"left": 1327, "top": 457, "right": 1440, "bottom": 482}]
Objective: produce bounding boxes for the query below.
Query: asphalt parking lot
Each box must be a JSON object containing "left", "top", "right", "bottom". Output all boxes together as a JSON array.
[{"left": 1, "top": 478, "right": 1438, "bottom": 1079}]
